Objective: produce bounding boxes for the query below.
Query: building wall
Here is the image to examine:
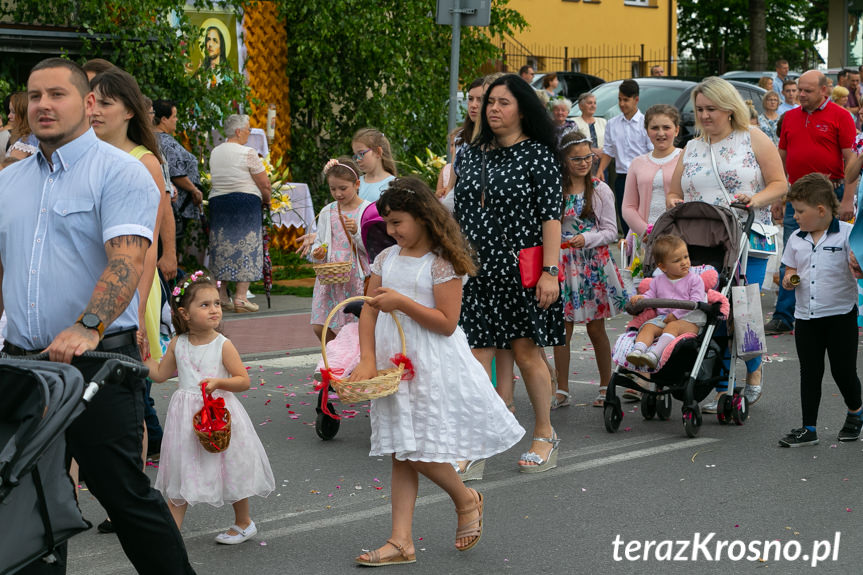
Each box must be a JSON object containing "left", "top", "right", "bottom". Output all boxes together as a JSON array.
[{"left": 503, "top": 0, "right": 677, "bottom": 80}]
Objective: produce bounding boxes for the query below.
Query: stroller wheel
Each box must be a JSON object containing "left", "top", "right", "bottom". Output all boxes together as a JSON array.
[
  {"left": 716, "top": 395, "right": 732, "bottom": 425},
  {"left": 682, "top": 407, "right": 700, "bottom": 438},
  {"left": 640, "top": 393, "right": 656, "bottom": 420},
  {"left": 656, "top": 392, "right": 672, "bottom": 420},
  {"left": 315, "top": 409, "right": 340, "bottom": 440},
  {"left": 731, "top": 393, "right": 748, "bottom": 425},
  {"left": 603, "top": 403, "right": 623, "bottom": 433}
]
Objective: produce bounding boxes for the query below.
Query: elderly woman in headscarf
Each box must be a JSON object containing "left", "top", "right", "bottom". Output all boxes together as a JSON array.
[{"left": 208, "top": 114, "right": 272, "bottom": 313}]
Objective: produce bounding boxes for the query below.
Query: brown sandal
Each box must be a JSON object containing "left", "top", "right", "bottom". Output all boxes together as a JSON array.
[
  {"left": 355, "top": 539, "right": 416, "bottom": 567},
  {"left": 455, "top": 489, "right": 484, "bottom": 551}
]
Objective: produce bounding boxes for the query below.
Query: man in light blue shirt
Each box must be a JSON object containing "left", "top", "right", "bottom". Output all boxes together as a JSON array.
[
  {"left": 598, "top": 79, "right": 653, "bottom": 236},
  {"left": 0, "top": 58, "right": 195, "bottom": 574},
  {"left": 778, "top": 78, "right": 800, "bottom": 116}
]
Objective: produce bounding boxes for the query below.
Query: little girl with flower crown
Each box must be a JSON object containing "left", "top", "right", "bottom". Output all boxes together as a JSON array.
[
  {"left": 310, "top": 157, "right": 372, "bottom": 342},
  {"left": 146, "top": 271, "right": 274, "bottom": 545}
]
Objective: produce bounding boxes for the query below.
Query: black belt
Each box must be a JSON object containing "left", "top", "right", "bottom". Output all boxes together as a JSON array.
[{"left": 2, "top": 328, "right": 138, "bottom": 357}]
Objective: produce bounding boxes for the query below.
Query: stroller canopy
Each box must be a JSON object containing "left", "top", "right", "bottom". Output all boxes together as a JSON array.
[
  {"left": 0, "top": 359, "right": 91, "bottom": 574},
  {"left": 361, "top": 204, "right": 397, "bottom": 264},
  {"left": 643, "top": 202, "right": 743, "bottom": 279}
]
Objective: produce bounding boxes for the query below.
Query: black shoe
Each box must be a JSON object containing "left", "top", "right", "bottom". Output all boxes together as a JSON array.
[
  {"left": 764, "top": 318, "right": 793, "bottom": 335},
  {"left": 779, "top": 427, "right": 819, "bottom": 447},
  {"left": 97, "top": 518, "right": 115, "bottom": 534},
  {"left": 838, "top": 412, "right": 863, "bottom": 442}
]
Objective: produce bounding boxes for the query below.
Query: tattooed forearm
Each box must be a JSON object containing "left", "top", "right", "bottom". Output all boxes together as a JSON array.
[
  {"left": 85, "top": 256, "right": 141, "bottom": 325},
  {"left": 107, "top": 236, "right": 147, "bottom": 249},
  {"left": 84, "top": 235, "right": 149, "bottom": 328}
]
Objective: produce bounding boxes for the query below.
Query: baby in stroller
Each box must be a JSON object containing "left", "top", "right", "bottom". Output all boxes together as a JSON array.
[{"left": 626, "top": 235, "right": 707, "bottom": 369}]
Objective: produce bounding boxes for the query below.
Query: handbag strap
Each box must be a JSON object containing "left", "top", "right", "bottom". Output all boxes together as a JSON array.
[{"left": 706, "top": 135, "right": 734, "bottom": 206}]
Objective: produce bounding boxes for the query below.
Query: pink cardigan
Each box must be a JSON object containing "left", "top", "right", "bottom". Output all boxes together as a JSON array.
[
  {"left": 621, "top": 151, "right": 681, "bottom": 236},
  {"left": 576, "top": 179, "right": 618, "bottom": 249}
]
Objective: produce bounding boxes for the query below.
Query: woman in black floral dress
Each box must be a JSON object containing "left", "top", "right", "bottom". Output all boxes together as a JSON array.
[{"left": 455, "top": 74, "right": 565, "bottom": 473}]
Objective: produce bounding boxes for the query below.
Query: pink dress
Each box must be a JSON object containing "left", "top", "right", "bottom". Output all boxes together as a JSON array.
[{"left": 310, "top": 203, "right": 369, "bottom": 331}]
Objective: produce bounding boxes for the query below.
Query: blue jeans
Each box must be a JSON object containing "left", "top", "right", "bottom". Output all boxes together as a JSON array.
[
  {"left": 614, "top": 173, "right": 629, "bottom": 236},
  {"left": 143, "top": 378, "right": 163, "bottom": 444},
  {"left": 774, "top": 184, "right": 846, "bottom": 327}
]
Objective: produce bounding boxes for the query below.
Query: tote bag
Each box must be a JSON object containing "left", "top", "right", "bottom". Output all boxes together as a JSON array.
[{"left": 731, "top": 282, "right": 767, "bottom": 361}]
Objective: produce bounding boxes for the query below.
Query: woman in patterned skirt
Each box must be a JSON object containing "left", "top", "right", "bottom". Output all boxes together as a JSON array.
[{"left": 454, "top": 74, "right": 565, "bottom": 473}]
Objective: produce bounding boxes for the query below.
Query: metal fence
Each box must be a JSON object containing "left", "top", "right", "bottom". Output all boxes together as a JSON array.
[{"left": 490, "top": 38, "right": 722, "bottom": 81}]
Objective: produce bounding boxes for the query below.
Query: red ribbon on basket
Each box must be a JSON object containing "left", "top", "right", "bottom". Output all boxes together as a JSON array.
[
  {"left": 314, "top": 368, "right": 342, "bottom": 420},
  {"left": 390, "top": 354, "right": 415, "bottom": 381},
  {"left": 194, "top": 382, "right": 229, "bottom": 433}
]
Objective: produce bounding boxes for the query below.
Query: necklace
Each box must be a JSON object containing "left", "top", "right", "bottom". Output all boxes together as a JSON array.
[
  {"left": 494, "top": 132, "right": 525, "bottom": 148},
  {"left": 184, "top": 333, "right": 217, "bottom": 377}
]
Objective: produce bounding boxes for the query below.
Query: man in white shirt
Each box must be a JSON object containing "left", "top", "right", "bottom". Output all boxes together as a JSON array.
[{"left": 598, "top": 79, "right": 653, "bottom": 236}]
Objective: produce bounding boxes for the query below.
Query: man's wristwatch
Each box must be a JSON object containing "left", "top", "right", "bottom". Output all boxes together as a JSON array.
[
  {"left": 76, "top": 313, "right": 105, "bottom": 339},
  {"left": 542, "top": 265, "right": 559, "bottom": 277}
]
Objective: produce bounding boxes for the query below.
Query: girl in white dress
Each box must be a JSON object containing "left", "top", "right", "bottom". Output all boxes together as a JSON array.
[
  {"left": 145, "top": 272, "right": 274, "bottom": 545},
  {"left": 350, "top": 178, "right": 524, "bottom": 566}
]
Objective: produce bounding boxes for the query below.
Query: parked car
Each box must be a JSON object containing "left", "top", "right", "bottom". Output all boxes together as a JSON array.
[
  {"left": 720, "top": 70, "right": 800, "bottom": 86},
  {"left": 570, "top": 78, "right": 768, "bottom": 146},
  {"left": 531, "top": 71, "right": 605, "bottom": 101}
]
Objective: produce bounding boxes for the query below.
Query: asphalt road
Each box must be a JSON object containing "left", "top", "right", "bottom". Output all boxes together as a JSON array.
[{"left": 68, "top": 297, "right": 863, "bottom": 575}]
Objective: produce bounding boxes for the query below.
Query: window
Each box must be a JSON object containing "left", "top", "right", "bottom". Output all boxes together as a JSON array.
[{"left": 624, "top": 0, "right": 652, "bottom": 6}]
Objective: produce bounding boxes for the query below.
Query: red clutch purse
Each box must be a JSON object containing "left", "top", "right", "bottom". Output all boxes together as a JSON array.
[{"left": 518, "top": 246, "right": 563, "bottom": 288}]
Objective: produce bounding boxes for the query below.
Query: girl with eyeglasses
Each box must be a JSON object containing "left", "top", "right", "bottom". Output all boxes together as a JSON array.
[
  {"left": 552, "top": 131, "right": 630, "bottom": 409},
  {"left": 351, "top": 127, "right": 397, "bottom": 202}
]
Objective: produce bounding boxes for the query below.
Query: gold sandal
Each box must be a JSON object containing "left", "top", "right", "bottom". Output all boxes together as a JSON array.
[
  {"left": 355, "top": 539, "right": 416, "bottom": 567},
  {"left": 455, "top": 489, "right": 484, "bottom": 551}
]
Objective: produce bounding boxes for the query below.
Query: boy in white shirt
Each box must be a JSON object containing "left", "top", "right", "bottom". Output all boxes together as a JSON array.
[{"left": 778, "top": 173, "right": 862, "bottom": 447}]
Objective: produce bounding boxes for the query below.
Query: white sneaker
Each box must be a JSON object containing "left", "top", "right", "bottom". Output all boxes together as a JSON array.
[
  {"left": 626, "top": 349, "right": 646, "bottom": 366},
  {"left": 215, "top": 521, "right": 257, "bottom": 545},
  {"left": 641, "top": 351, "right": 659, "bottom": 369}
]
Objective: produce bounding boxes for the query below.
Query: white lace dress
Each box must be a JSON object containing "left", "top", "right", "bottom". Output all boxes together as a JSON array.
[
  {"left": 368, "top": 246, "right": 525, "bottom": 462},
  {"left": 154, "top": 334, "right": 275, "bottom": 506}
]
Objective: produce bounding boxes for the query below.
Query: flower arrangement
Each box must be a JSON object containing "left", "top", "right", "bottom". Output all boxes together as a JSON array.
[
  {"left": 404, "top": 148, "right": 447, "bottom": 189},
  {"left": 262, "top": 154, "right": 297, "bottom": 226},
  {"left": 172, "top": 270, "right": 220, "bottom": 303}
]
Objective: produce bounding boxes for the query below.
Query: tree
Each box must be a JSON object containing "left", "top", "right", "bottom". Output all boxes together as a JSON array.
[
  {"left": 678, "top": 0, "right": 821, "bottom": 76},
  {"left": 749, "top": 0, "right": 767, "bottom": 71},
  {"left": 275, "top": 0, "right": 526, "bottom": 204},
  {"left": 0, "top": 0, "right": 250, "bottom": 159}
]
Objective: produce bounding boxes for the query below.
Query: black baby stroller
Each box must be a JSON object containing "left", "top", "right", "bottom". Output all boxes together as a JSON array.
[
  {"left": 0, "top": 351, "right": 147, "bottom": 574},
  {"left": 603, "top": 202, "right": 756, "bottom": 438},
  {"left": 314, "top": 203, "right": 397, "bottom": 440}
]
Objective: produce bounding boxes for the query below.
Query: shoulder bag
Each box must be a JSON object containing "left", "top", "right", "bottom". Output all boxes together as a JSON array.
[{"left": 707, "top": 136, "right": 778, "bottom": 259}]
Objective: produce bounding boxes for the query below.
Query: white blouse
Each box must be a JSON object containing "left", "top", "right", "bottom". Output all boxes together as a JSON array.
[{"left": 209, "top": 142, "right": 266, "bottom": 199}]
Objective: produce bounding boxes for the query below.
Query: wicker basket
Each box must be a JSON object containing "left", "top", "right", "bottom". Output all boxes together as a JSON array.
[
  {"left": 312, "top": 205, "right": 356, "bottom": 285},
  {"left": 322, "top": 295, "right": 407, "bottom": 402},
  {"left": 193, "top": 409, "right": 232, "bottom": 453},
  {"left": 313, "top": 260, "right": 353, "bottom": 285}
]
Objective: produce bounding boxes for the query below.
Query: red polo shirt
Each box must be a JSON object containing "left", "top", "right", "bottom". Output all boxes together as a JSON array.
[{"left": 778, "top": 99, "right": 855, "bottom": 184}]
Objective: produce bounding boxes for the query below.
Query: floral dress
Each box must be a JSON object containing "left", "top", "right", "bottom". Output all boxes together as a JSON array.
[
  {"left": 679, "top": 129, "right": 771, "bottom": 226},
  {"left": 310, "top": 203, "right": 369, "bottom": 331},
  {"left": 560, "top": 193, "right": 629, "bottom": 323}
]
